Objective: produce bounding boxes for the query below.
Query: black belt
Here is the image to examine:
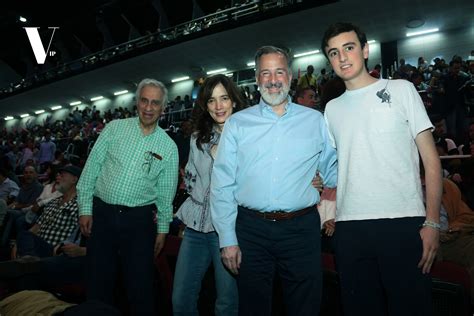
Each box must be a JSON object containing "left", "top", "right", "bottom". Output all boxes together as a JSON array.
[
  {"left": 239, "top": 205, "right": 315, "bottom": 221},
  {"left": 94, "top": 197, "right": 155, "bottom": 212}
]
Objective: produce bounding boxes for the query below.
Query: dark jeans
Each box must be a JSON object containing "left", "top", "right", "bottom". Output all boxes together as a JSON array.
[
  {"left": 16, "top": 230, "right": 54, "bottom": 257},
  {"left": 236, "top": 206, "right": 321, "bottom": 316},
  {"left": 334, "top": 217, "right": 432, "bottom": 316},
  {"left": 86, "top": 197, "right": 157, "bottom": 316}
]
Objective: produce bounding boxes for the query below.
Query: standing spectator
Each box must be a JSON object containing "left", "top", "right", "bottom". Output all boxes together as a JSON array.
[
  {"left": 321, "top": 22, "right": 442, "bottom": 316},
  {"left": 173, "top": 74, "right": 245, "bottom": 316},
  {"left": 77, "top": 78, "right": 178, "bottom": 315},
  {"left": 211, "top": 46, "right": 337, "bottom": 316},
  {"left": 19, "top": 139, "right": 35, "bottom": 171},
  {"left": 297, "top": 65, "right": 318, "bottom": 91},
  {"left": 38, "top": 130, "right": 56, "bottom": 166}
]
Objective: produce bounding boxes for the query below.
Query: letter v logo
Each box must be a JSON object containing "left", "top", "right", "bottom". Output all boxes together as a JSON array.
[{"left": 24, "top": 27, "right": 59, "bottom": 64}]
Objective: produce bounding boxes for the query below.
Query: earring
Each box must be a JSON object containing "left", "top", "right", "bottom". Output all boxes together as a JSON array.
[{"left": 232, "top": 103, "right": 236, "bottom": 108}]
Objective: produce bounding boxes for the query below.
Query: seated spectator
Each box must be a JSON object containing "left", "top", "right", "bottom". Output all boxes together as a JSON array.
[
  {"left": 7, "top": 166, "right": 43, "bottom": 231},
  {"left": 294, "top": 87, "right": 318, "bottom": 109},
  {"left": 24, "top": 163, "right": 63, "bottom": 227},
  {"left": 0, "top": 168, "right": 20, "bottom": 226},
  {"left": 0, "top": 168, "right": 19, "bottom": 204},
  {"left": 459, "top": 122, "right": 474, "bottom": 155},
  {"left": 369, "top": 64, "right": 381, "bottom": 78},
  {"left": 15, "top": 165, "right": 81, "bottom": 258},
  {"left": 428, "top": 177, "right": 474, "bottom": 304},
  {"left": 432, "top": 116, "right": 459, "bottom": 155}
]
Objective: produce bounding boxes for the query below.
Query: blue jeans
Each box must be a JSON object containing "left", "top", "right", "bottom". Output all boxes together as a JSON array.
[{"left": 172, "top": 227, "right": 238, "bottom": 316}]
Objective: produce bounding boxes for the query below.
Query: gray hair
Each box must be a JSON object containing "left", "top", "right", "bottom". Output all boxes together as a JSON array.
[
  {"left": 254, "top": 46, "right": 291, "bottom": 73},
  {"left": 135, "top": 78, "right": 168, "bottom": 108}
]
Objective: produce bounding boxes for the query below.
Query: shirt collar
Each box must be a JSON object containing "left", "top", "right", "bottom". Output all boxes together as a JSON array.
[
  {"left": 258, "top": 96, "right": 293, "bottom": 118},
  {"left": 135, "top": 117, "right": 159, "bottom": 136}
]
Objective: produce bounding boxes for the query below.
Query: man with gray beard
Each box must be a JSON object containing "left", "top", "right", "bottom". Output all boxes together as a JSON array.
[{"left": 210, "top": 46, "right": 337, "bottom": 315}]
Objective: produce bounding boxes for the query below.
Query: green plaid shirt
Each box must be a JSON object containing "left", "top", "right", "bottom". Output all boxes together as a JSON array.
[{"left": 77, "top": 117, "right": 179, "bottom": 233}]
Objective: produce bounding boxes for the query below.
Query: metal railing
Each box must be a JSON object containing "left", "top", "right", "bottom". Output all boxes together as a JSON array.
[{"left": 0, "top": 0, "right": 303, "bottom": 97}]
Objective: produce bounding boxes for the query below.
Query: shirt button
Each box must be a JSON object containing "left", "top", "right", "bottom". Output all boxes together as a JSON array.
[{"left": 275, "top": 157, "right": 279, "bottom": 161}]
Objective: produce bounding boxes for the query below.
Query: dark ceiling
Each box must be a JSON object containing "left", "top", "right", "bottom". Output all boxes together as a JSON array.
[
  {"left": 0, "top": 0, "right": 473, "bottom": 118},
  {"left": 0, "top": 0, "right": 230, "bottom": 81}
]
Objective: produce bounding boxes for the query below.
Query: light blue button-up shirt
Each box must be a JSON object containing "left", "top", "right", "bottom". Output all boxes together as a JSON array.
[{"left": 210, "top": 98, "right": 337, "bottom": 248}]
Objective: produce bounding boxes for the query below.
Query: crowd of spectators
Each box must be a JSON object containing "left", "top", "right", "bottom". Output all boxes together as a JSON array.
[{"left": 0, "top": 51, "right": 472, "bottom": 312}]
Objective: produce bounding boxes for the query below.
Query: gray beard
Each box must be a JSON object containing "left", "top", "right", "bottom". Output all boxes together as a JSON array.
[{"left": 260, "top": 85, "right": 290, "bottom": 106}]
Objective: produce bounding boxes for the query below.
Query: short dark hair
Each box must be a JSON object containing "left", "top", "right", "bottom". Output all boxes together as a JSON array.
[
  {"left": 320, "top": 22, "right": 367, "bottom": 59},
  {"left": 294, "top": 87, "right": 315, "bottom": 101},
  {"left": 193, "top": 74, "right": 246, "bottom": 150}
]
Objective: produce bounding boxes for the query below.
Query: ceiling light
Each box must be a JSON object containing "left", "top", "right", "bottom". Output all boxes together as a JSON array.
[
  {"left": 4, "top": 116, "right": 14, "bottom": 121},
  {"left": 294, "top": 50, "right": 320, "bottom": 58},
  {"left": 51, "top": 105, "right": 62, "bottom": 110},
  {"left": 20, "top": 114, "right": 29, "bottom": 118},
  {"left": 406, "top": 18, "right": 425, "bottom": 29},
  {"left": 113, "top": 90, "right": 128, "bottom": 96},
  {"left": 35, "top": 110, "right": 45, "bottom": 114},
  {"left": 206, "top": 68, "right": 227, "bottom": 75},
  {"left": 367, "top": 40, "right": 376, "bottom": 44},
  {"left": 171, "top": 76, "right": 190, "bottom": 83},
  {"left": 406, "top": 28, "right": 439, "bottom": 37},
  {"left": 19, "top": 16, "right": 27, "bottom": 23},
  {"left": 90, "top": 96, "right": 104, "bottom": 101},
  {"left": 225, "top": 73, "right": 234, "bottom": 77},
  {"left": 70, "top": 101, "right": 81, "bottom": 106},
  {"left": 247, "top": 61, "right": 255, "bottom": 67}
]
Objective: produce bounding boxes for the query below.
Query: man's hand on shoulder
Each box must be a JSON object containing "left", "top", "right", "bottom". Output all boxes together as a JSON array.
[{"left": 221, "top": 245, "right": 241, "bottom": 275}]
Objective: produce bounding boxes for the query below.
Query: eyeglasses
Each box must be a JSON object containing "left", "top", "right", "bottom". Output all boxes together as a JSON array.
[{"left": 142, "top": 151, "right": 162, "bottom": 174}]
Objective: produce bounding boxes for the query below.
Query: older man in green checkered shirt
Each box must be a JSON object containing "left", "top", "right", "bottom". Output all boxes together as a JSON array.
[{"left": 77, "top": 78, "right": 178, "bottom": 315}]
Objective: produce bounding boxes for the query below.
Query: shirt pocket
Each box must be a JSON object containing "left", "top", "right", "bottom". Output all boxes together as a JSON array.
[{"left": 370, "top": 108, "right": 408, "bottom": 135}]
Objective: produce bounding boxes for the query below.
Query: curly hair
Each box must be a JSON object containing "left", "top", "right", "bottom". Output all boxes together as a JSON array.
[{"left": 193, "top": 74, "right": 246, "bottom": 150}]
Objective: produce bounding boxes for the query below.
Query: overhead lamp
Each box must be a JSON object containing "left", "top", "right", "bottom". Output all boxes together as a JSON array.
[
  {"left": 247, "top": 61, "right": 255, "bottom": 67},
  {"left": 225, "top": 73, "right": 234, "bottom": 77},
  {"left": 171, "top": 76, "right": 190, "bottom": 83},
  {"left": 35, "top": 110, "right": 45, "bottom": 114},
  {"left": 51, "top": 105, "right": 62, "bottom": 110},
  {"left": 406, "top": 18, "right": 425, "bottom": 29},
  {"left": 19, "top": 16, "right": 27, "bottom": 23},
  {"left": 294, "top": 50, "right": 320, "bottom": 58},
  {"left": 20, "top": 114, "right": 29, "bottom": 118},
  {"left": 113, "top": 90, "right": 129, "bottom": 96},
  {"left": 367, "top": 40, "right": 376, "bottom": 44},
  {"left": 206, "top": 68, "right": 227, "bottom": 75},
  {"left": 90, "top": 96, "right": 104, "bottom": 101},
  {"left": 406, "top": 28, "right": 439, "bottom": 37},
  {"left": 4, "top": 116, "right": 14, "bottom": 121},
  {"left": 70, "top": 101, "right": 81, "bottom": 106}
]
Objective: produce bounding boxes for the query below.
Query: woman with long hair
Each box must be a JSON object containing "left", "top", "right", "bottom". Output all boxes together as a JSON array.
[{"left": 172, "top": 74, "right": 246, "bottom": 315}]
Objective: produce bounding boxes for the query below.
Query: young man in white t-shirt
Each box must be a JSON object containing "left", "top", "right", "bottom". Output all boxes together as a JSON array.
[{"left": 321, "top": 22, "right": 442, "bottom": 315}]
